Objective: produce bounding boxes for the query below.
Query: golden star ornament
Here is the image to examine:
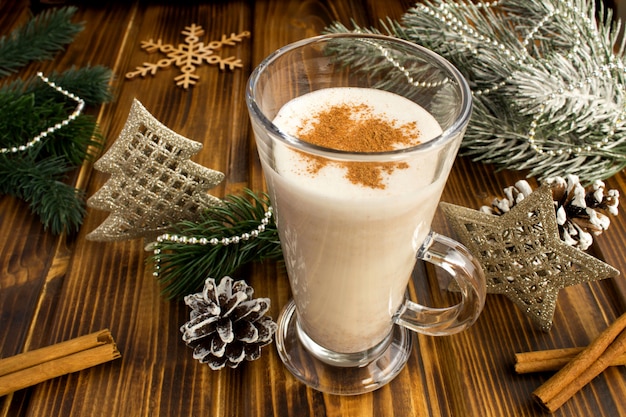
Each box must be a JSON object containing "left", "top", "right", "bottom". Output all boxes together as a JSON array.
[{"left": 440, "top": 184, "right": 619, "bottom": 331}]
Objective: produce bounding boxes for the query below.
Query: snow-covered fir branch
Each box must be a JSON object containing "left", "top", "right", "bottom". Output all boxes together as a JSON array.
[{"left": 326, "top": 0, "right": 626, "bottom": 182}]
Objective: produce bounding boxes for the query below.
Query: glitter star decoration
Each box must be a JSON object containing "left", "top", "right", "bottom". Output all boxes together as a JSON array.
[
  {"left": 440, "top": 184, "right": 619, "bottom": 331},
  {"left": 86, "top": 99, "right": 224, "bottom": 242},
  {"left": 125, "top": 24, "right": 250, "bottom": 89}
]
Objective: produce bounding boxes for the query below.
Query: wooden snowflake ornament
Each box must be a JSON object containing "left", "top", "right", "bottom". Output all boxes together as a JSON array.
[
  {"left": 441, "top": 184, "right": 619, "bottom": 331},
  {"left": 86, "top": 99, "right": 224, "bottom": 241},
  {"left": 125, "top": 24, "right": 250, "bottom": 89}
]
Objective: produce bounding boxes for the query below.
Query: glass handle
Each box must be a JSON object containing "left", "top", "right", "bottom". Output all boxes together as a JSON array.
[{"left": 393, "top": 232, "right": 486, "bottom": 336}]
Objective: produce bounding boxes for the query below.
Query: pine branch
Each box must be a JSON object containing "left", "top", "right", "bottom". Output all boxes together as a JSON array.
[
  {"left": 0, "top": 67, "right": 111, "bottom": 235},
  {"left": 0, "top": 78, "right": 105, "bottom": 165},
  {"left": 326, "top": 0, "right": 626, "bottom": 183},
  {"left": 0, "top": 155, "right": 85, "bottom": 234},
  {"left": 40, "top": 113, "right": 103, "bottom": 165},
  {"left": 24, "top": 174, "right": 87, "bottom": 235},
  {"left": 0, "top": 7, "right": 111, "bottom": 235},
  {"left": 150, "top": 190, "right": 282, "bottom": 299},
  {"left": 0, "top": 90, "right": 36, "bottom": 148},
  {"left": 0, "top": 6, "right": 83, "bottom": 77},
  {"left": 30, "top": 66, "right": 113, "bottom": 105}
]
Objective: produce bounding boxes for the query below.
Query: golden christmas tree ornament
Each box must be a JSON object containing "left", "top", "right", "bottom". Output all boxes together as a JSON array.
[
  {"left": 86, "top": 99, "right": 224, "bottom": 242},
  {"left": 125, "top": 24, "right": 250, "bottom": 89},
  {"left": 440, "top": 184, "right": 619, "bottom": 331}
]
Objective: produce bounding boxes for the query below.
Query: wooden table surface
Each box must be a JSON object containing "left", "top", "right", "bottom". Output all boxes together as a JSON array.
[{"left": 2, "top": 1, "right": 626, "bottom": 416}]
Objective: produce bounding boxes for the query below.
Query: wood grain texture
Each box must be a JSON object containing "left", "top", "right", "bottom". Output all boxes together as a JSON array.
[{"left": 1, "top": 1, "right": 626, "bottom": 416}]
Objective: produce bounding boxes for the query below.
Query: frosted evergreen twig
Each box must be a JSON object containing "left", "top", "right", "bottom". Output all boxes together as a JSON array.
[{"left": 326, "top": 0, "right": 626, "bottom": 182}]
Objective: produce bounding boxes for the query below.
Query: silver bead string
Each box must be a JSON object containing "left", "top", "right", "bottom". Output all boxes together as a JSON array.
[
  {"left": 418, "top": 1, "right": 626, "bottom": 157},
  {"left": 473, "top": 1, "right": 502, "bottom": 7},
  {"left": 360, "top": 39, "right": 448, "bottom": 89},
  {"left": 152, "top": 207, "right": 273, "bottom": 278},
  {"left": 0, "top": 72, "right": 86, "bottom": 154}
]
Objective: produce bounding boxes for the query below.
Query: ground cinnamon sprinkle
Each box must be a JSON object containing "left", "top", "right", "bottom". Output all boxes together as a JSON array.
[{"left": 296, "top": 103, "right": 420, "bottom": 189}]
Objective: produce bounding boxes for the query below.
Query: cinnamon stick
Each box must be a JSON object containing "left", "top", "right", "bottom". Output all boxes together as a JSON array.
[
  {"left": 0, "top": 329, "right": 120, "bottom": 396},
  {"left": 532, "top": 312, "right": 626, "bottom": 413},
  {"left": 515, "top": 347, "right": 626, "bottom": 373}
]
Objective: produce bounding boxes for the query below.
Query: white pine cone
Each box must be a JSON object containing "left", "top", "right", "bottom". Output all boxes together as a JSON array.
[
  {"left": 480, "top": 175, "right": 619, "bottom": 251},
  {"left": 180, "top": 276, "right": 277, "bottom": 370},
  {"left": 546, "top": 175, "right": 619, "bottom": 250},
  {"left": 479, "top": 180, "right": 534, "bottom": 215}
]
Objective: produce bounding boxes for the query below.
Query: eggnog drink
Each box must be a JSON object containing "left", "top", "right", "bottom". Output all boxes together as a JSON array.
[{"left": 266, "top": 87, "right": 447, "bottom": 354}]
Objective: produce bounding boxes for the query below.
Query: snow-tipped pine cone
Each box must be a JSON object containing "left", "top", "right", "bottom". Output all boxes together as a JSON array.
[
  {"left": 180, "top": 276, "right": 277, "bottom": 370},
  {"left": 480, "top": 175, "right": 619, "bottom": 251}
]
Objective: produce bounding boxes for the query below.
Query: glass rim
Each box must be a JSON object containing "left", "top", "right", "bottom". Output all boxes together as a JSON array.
[{"left": 245, "top": 33, "right": 472, "bottom": 160}]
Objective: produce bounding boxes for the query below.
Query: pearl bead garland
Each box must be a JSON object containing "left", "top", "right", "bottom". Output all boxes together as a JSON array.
[
  {"left": 151, "top": 207, "right": 273, "bottom": 278},
  {"left": 0, "top": 72, "right": 86, "bottom": 154},
  {"left": 417, "top": 1, "right": 626, "bottom": 157},
  {"left": 361, "top": 39, "right": 448, "bottom": 89}
]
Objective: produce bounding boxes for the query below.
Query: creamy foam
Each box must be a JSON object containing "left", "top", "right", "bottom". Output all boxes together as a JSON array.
[{"left": 266, "top": 87, "right": 446, "bottom": 353}]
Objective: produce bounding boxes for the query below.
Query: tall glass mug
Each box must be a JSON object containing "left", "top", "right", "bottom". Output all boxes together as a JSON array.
[{"left": 246, "top": 34, "right": 486, "bottom": 395}]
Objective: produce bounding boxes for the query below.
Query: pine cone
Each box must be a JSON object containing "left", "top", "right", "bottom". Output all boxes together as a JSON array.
[
  {"left": 180, "top": 276, "right": 277, "bottom": 370},
  {"left": 480, "top": 175, "right": 619, "bottom": 251},
  {"left": 479, "top": 180, "right": 534, "bottom": 215},
  {"left": 546, "top": 175, "right": 619, "bottom": 250}
]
